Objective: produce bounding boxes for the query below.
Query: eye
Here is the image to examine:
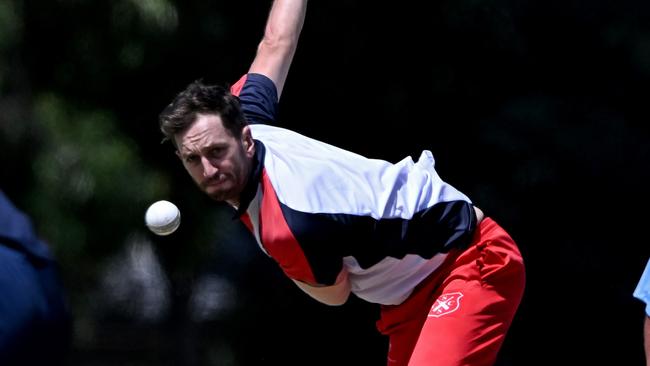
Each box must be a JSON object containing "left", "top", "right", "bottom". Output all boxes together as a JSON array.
[
  {"left": 185, "top": 154, "right": 198, "bottom": 164},
  {"left": 209, "top": 147, "right": 224, "bottom": 158}
]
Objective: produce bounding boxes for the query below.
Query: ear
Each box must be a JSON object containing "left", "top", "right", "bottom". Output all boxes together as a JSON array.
[{"left": 242, "top": 125, "right": 255, "bottom": 157}]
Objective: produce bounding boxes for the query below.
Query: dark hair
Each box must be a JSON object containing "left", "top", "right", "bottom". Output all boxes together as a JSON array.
[{"left": 158, "top": 79, "right": 247, "bottom": 145}]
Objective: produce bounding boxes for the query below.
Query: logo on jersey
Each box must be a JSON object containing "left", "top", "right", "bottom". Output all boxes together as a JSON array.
[{"left": 428, "top": 292, "right": 463, "bottom": 317}]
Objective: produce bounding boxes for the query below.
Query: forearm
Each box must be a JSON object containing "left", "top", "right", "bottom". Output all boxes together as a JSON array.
[
  {"left": 262, "top": 0, "right": 307, "bottom": 47},
  {"left": 249, "top": 0, "right": 308, "bottom": 96},
  {"left": 291, "top": 269, "right": 351, "bottom": 306}
]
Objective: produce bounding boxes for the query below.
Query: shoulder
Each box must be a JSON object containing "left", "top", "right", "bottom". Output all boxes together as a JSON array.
[
  {"left": 232, "top": 73, "right": 279, "bottom": 125},
  {"left": 230, "top": 73, "right": 278, "bottom": 100}
]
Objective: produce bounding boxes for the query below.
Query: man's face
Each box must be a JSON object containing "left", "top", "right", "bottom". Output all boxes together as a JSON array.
[{"left": 174, "top": 113, "right": 254, "bottom": 205}]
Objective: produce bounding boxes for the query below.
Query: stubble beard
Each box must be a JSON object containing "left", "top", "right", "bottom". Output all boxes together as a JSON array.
[{"left": 202, "top": 180, "right": 229, "bottom": 202}]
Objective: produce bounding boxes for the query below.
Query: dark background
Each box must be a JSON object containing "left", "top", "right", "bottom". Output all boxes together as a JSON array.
[{"left": 1, "top": 0, "right": 649, "bottom": 365}]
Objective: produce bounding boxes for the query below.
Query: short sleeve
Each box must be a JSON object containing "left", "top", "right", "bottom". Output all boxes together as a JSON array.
[{"left": 230, "top": 73, "right": 279, "bottom": 125}]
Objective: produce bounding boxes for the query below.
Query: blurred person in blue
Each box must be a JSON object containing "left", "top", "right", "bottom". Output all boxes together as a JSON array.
[
  {"left": 0, "top": 190, "right": 72, "bottom": 365},
  {"left": 635, "top": 258, "right": 650, "bottom": 366}
]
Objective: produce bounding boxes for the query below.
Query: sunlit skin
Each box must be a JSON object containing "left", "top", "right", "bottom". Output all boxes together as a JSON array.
[{"left": 174, "top": 114, "right": 255, "bottom": 207}]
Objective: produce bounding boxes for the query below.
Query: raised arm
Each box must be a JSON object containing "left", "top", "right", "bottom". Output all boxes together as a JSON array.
[{"left": 248, "top": 0, "right": 308, "bottom": 98}]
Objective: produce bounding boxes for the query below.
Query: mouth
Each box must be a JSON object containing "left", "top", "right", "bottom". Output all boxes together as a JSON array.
[{"left": 203, "top": 174, "right": 226, "bottom": 189}]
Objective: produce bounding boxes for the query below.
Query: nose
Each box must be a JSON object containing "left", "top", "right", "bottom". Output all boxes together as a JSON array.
[{"left": 201, "top": 156, "right": 218, "bottom": 178}]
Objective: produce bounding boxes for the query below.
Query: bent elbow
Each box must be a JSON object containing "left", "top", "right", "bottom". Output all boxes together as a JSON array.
[
  {"left": 292, "top": 277, "right": 352, "bottom": 306},
  {"left": 321, "top": 291, "right": 351, "bottom": 306}
]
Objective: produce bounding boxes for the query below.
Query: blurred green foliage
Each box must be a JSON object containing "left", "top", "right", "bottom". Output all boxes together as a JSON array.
[{"left": 29, "top": 93, "right": 169, "bottom": 273}]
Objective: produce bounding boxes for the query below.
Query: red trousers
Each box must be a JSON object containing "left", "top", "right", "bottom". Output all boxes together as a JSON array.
[{"left": 376, "top": 217, "right": 525, "bottom": 366}]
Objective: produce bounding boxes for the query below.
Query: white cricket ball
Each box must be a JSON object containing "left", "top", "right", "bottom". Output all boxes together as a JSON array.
[{"left": 145, "top": 200, "right": 181, "bottom": 236}]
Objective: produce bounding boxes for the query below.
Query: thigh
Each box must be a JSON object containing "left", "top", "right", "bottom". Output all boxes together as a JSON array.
[{"left": 408, "top": 221, "right": 525, "bottom": 366}]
